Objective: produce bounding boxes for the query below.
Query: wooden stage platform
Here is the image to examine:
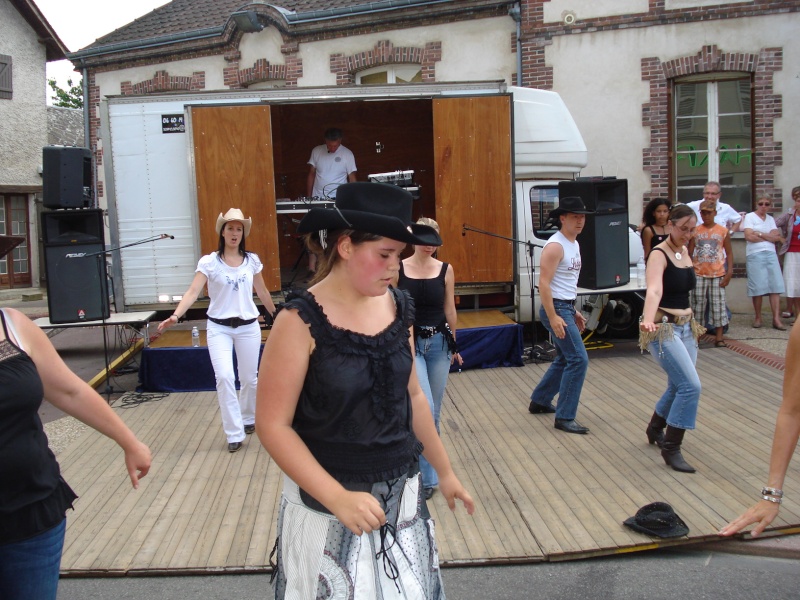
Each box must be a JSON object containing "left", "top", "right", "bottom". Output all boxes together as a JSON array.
[{"left": 58, "top": 335, "right": 799, "bottom": 575}]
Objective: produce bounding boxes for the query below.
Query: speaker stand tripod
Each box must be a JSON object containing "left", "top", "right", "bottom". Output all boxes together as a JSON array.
[{"left": 80, "top": 234, "right": 173, "bottom": 401}]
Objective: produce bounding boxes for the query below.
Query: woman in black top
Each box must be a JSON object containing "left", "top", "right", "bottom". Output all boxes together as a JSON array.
[
  {"left": 0, "top": 301, "right": 151, "bottom": 600},
  {"left": 256, "top": 183, "right": 474, "bottom": 599},
  {"left": 639, "top": 204, "right": 705, "bottom": 474},
  {"left": 641, "top": 197, "right": 672, "bottom": 259},
  {"left": 395, "top": 217, "right": 463, "bottom": 499}
]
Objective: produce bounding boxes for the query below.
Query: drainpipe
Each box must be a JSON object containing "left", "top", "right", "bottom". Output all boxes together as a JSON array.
[{"left": 509, "top": 3, "right": 522, "bottom": 87}]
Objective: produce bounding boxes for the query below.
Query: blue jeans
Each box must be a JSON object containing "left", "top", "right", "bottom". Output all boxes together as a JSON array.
[
  {"left": 530, "top": 301, "right": 588, "bottom": 421},
  {"left": 647, "top": 322, "right": 701, "bottom": 430},
  {"left": 415, "top": 332, "right": 452, "bottom": 489},
  {"left": 0, "top": 518, "right": 65, "bottom": 600}
]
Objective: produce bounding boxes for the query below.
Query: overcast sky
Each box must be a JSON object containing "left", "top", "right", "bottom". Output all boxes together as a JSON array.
[{"left": 36, "top": 0, "right": 169, "bottom": 101}]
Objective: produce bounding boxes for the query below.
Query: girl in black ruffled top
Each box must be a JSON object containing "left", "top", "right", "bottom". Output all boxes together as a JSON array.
[{"left": 256, "top": 183, "right": 474, "bottom": 599}]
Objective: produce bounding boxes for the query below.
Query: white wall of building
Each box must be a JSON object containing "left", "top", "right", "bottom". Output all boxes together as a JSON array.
[
  {"left": 543, "top": 0, "right": 648, "bottom": 24},
  {"left": 547, "top": 13, "right": 799, "bottom": 225},
  {"left": 0, "top": 0, "right": 48, "bottom": 186}
]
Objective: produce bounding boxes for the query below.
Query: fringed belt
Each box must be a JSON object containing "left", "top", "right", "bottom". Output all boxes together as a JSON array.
[{"left": 638, "top": 311, "right": 706, "bottom": 354}]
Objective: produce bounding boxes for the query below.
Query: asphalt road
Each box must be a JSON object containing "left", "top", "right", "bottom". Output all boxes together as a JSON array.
[{"left": 57, "top": 547, "right": 800, "bottom": 600}]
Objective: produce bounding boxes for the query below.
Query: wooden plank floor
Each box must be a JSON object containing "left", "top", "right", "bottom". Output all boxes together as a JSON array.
[{"left": 58, "top": 343, "right": 799, "bottom": 574}]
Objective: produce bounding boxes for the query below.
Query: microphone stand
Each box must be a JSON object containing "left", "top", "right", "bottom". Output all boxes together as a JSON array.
[
  {"left": 79, "top": 234, "right": 173, "bottom": 401},
  {"left": 462, "top": 224, "right": 553, "bottom": 363}
]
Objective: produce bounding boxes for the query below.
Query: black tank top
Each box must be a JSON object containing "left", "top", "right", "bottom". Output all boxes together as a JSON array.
[
  {"left": 0, "top": 310, "right": 77, "bottom": 544},
  {"left": 648, "top": 225, "right": 669, "bottom": 247},
  {"left": 397, "top": 262, "right": 448, "bottom": 329},
  {"left": 649, "top": 248, "right": 696, "bottom": 309}
]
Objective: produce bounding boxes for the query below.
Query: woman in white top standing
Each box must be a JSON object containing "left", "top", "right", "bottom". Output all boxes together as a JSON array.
[
  {"left": 742, "top": 195, "right": 786, "bottom": 330},
  {"left": 158, "top": 209, "right": 277, "bottom": 452}
]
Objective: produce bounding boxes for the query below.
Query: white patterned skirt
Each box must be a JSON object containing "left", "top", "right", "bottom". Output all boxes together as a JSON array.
[
  {"left": 271, "top": 470, "right": 444, "bottom": 600},
  {"left": 784, "top": 252, "right": 800, "bottom": 298}
]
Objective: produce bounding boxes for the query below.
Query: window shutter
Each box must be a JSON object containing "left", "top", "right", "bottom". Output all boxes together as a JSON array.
[{"left": 0, "top": 55, "right": 12, "bottom": 99}]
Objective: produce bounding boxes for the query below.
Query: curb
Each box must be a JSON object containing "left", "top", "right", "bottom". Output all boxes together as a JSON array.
[{"left": 690, "top": 531, "right": 800, "bottom": 560}]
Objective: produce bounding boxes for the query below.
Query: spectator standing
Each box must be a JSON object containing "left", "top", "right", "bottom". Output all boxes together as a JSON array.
[
  {"left": 641, "top": 198, "right": 672, "bottom": 260},
  {"left": 774, "top": 186, "right": 800, "bottom": 322},
  {"left": 687, "top": 200, "right": 733, "bottom": 348},
  {"left": 742, "top": 195, "right": 786, "bottom": 329}
]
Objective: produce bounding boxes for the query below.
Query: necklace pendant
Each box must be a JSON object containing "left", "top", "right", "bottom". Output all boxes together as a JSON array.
[{"left": 674, "top": 252, "right": 682, "bottom": 260}]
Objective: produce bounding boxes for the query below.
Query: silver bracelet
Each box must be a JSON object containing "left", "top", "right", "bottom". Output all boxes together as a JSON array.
[
  {"left": 761, "top": 487, "right": 784, "bottom": 498},
  {"left": 761, "top": 495, "right": 782, "bottom": 504}
]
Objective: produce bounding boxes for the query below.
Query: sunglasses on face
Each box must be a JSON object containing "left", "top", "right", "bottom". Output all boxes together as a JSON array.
[{"left": 757, "top": 202, "right": 771, "bottom": 206}]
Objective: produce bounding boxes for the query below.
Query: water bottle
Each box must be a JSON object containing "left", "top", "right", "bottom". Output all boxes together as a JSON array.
[
  {"left": 636, "top": 256, "right": 646, "bottom": 287},
  {"left": 191, "top": 326, "right": 200, "bottom": 347}
]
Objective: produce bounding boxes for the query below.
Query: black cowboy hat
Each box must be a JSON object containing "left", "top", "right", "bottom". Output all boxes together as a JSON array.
[
  {"left": 297, "top": 182, "right": 442, "bottom": 246},
  {"left": 623, "top": 502, "right": 689, "bottom": 538},
  {"left": 0, "top": 235, "right": 24, "bottom": 261},
  {"left": 548, "top": 196, "right": 593, "bottom": 218}
]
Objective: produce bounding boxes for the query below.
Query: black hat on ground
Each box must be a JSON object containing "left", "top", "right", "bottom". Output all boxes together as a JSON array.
[
  {"left": 623, "top": 502, "right": 690, "bottom": 538},
  {"left": 297, "top": 182, "right": 442, "bottom": 247}
]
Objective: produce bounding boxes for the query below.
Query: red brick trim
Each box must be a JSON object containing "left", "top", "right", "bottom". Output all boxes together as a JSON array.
[
  {"left": 121, "top": 70, "right": 206, "bottom": 95},
  {"left": 641, "top": 46, "right": 783, "bottom": 210},
  {"left": 237, "top": 58, "right": 287, "bottom": 87},
  {"left": 330, "top": 39, "right": 441, "bottom": 85},
  {"left": 700, "top": 334, "right": 785, "bottom": 371}
]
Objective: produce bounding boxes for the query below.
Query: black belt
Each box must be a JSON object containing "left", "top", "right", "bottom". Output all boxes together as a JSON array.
[
  {"left": 553, "top": 298, "right": 576, "bottom": 305},
  {"left": 207, "top": 316, "right": 258, "bottom": 328}
]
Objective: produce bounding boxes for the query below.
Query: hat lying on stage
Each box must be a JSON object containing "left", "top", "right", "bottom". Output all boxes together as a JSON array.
[
  {"left": 623, "top": 502, "right": 689, "bottom": 538},
  {"left": 0, "top": 235, "right": 24, "bottom": 261},
  {"left": 297, "top": 182, "right": 441, "bottom": 247},
  {"left": 215, "top": 208, "right": 252, "bottom": 237}
]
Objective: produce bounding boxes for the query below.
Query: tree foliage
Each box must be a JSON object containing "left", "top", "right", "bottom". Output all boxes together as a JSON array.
[{"left": 48, "top": 77, "right": 83, "bottom": 109}]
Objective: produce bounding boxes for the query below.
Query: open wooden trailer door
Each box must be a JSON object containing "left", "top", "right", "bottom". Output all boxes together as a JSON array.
[
  {"left": 189, "top": 104, "right": 281, "bottom": 291},
  {"left": 432, "top": 96, "right": 514, "bottom": 285}
]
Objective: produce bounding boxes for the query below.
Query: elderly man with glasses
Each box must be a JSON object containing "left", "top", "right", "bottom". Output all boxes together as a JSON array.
[{"left": 686, "top": 181, "right": 743, "bottom": 233}]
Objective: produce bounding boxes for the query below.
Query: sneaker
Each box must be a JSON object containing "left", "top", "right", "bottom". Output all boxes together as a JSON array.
[{"left": 244, "top": 424, "right": 255, "bottom": 435}]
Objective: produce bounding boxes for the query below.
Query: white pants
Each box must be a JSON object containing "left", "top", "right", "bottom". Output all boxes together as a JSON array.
[{"left": 206, "top": 319, "right": 261, "bottom": 443}]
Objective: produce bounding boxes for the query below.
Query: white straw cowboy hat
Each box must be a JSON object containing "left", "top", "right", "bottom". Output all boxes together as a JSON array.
[{"left": 215, "top": 208, "right": 252, "bottom": 237}]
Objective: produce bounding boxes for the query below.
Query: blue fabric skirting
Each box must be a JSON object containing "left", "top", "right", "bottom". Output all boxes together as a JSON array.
[{"left": 138, "top": 323, "right": 523, "bottom": 392}]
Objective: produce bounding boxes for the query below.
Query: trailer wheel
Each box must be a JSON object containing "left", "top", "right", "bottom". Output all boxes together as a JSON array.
[{"left": 600, "top": 293, "right": 644, "bottom": 339}]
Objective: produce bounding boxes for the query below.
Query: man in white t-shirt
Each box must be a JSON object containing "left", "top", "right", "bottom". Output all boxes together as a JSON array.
[
  {"left": 306, "top": 128, "right": 357, "bottom": 199},
  {"left": 686, "top": 181, "right": 742, "bottom": 232},
  {"left": 305, "top": 128, "right": 358, "bottom": 273},
  {"left": 527, "top": 196, "right": 593, "bottom": 434}
]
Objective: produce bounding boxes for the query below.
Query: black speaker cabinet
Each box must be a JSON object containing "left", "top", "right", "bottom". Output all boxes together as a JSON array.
[
  {"left": 576, "top": 213, "right": 630, "bottom": 289},
  {"left": 42, "top": 209, "right": 109, "bottom": 323},
  {"left": 42, "top": 146, "right": 93, "bottom": 209},
  {"left": 559, "top": 178, "right": 628, "bottom": 213},
  {"left": 559, "top": 179, "right": 630, "bottom": 289}
]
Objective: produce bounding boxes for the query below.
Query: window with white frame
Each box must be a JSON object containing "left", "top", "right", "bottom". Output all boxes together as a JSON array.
[
  {"left": 673, "top": 75, "right": 752, "bottom": 211},
  {"left": 356, "top": 65, "right": 422, "bottom": 85}
]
